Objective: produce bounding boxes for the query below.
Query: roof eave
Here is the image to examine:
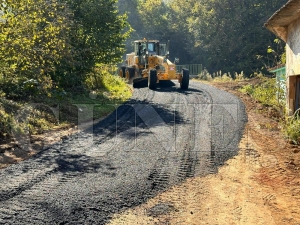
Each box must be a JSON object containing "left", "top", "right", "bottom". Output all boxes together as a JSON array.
[
  {"left": 265, "top": 24, "right": 288, "bottom": 42},
  {"left": 265, "top": 0, "right": 300, "bottom": 42}
]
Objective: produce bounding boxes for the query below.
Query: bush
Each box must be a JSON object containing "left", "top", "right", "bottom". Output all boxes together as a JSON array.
[
  {"left": 0, "top": 99, "right": 60, "bottom": 142},
  {"left": 198, "top": 69, "right": 213, "bottom": 81},
  {"left": 284, "top": 111, "right": 300, "bottom": 144},
  {"left": 239, "top": 84, "right": 254, "bottom": 96},
  {"left": 239, "top": 74, "right": 284, "bottom": 109},
  {"left": 0, "top": 107, "right": 14, "bottom": 141},
  {"left": 238, "top": 73, "right": 300, "bottom": 144},
  {"left": 251, "top": 79, "right": 278, "bottom": 106},
  {"left": 213, "top": 72, "right": 233, "bottom": 82},
  {"left": 85, "top": 65, "right": 132, "bottom": 102}
]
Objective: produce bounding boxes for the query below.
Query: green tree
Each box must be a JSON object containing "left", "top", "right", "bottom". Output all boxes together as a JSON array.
[
  {"left": 167, "top": 0, "right": 199, "bottom": 63},
  {"left": 56, "top": 0, "right": 132, "bottom": 88},
  {"left": 118, "top": 0, "right": 144, "bottom": 53},
  {"left": 0, "top": 0, "right": 132, "bottom": 95},
  {"left": 137, "top": 0, "right": 169, "bottom": 39},
  {"left": 182, "top": 0, "right": 287, "bottom": 75},
  {"left": 122, "top": 0, "right": 288, "bottom": 74},
  {"left": 119, "top": 0, "right": 192, "bottom": 62},
  {"left": 0, "top": 0, "right": 70, "bottom": 96}
]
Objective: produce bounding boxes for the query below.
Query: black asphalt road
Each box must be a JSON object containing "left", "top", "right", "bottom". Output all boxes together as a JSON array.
[{"left": 0, "top": 81, "right": 247, "bottom": 224}]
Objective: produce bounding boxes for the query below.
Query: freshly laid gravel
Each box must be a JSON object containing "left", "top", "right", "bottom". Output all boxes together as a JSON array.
[{"left": 0, "top": 81, "right": 247, "bottom": 224}]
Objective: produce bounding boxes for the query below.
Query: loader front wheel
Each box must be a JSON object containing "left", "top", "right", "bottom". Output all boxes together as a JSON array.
[
  {"left": 180, "top": 69, "right": 189, "bottom": 90},
  {"left": 119, "top": 66, "right": 126, "bottom": 78},
  {"left": 148, "top": 69, "right": 157, "bottom": 90}
]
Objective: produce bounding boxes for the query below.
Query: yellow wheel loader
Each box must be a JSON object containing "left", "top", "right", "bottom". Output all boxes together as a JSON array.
[{"left": 119, "top": 38, "right": 189, "bottom": 90}]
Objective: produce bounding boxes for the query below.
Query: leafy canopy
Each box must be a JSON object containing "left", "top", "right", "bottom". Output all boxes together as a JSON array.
[{"left": 0, "top": 0, "right": 132, "bottom": 98}]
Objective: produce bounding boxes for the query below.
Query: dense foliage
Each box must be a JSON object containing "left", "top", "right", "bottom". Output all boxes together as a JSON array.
[
  {"left": 0, "top": 0, "right": 132, "bottom": 141},
  {"left": 0, "top": 0, "right": 131, "bottom": 99},
  {"left": 118, "top": 0, "right": 287, "bottom": 75}
]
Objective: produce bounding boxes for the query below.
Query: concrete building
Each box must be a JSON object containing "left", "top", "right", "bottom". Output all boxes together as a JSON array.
[{"left": 265, "top": 0, "right": 300, "bottom": 115}]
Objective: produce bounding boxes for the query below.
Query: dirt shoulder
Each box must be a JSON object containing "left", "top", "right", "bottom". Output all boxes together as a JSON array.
[
  {"left": 108, "top": 80, "right": 300, "bottom": 225},
  {"left": 0, "top": 118, "right": 103, "bottom": 169}
]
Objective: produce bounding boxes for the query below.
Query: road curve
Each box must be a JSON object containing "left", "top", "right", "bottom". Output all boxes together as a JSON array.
[{"left": 0, "top": 81, "right": 247, "bottom": 224}]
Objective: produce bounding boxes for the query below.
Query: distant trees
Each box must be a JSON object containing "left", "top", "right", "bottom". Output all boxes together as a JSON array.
[
  {"left": 0, "top": 0, "right": 287, "bottom": 99},
  {"left": 183, "top": 0, "right": 288, "bottom": 75},
  {"left": 118, "top": 0, "right": 287, "bottom": 75}
]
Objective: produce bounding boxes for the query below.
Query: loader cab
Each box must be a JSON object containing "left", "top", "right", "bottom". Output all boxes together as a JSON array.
[
  {"left": 134, "top": 39, "right": 169, "bottom": 65},
  {"left": 134, "top": 40, "right": 160, "bottom": 56}
]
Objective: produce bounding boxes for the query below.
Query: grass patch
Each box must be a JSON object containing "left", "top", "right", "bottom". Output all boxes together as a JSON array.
[
  {"left": 0, "top": 65, "right": 132, "bottom": 144},
  {"left": 213, "top": 72, "right": 233, "bottom": 82},
  {"left": 85, "top": 64, "right": 131, "bottom": 101},
  {"left": 238, "top": 73, "right": 300, "bottom": 144},
  {"left": 197, "top": 69, "right": 299, "bottom": 145},
  {"left": 197, "top": 69, "right": 247, "bottom": 82},
  {"left": 283, "top": 111, "right": 300, "bottom": 144},
  {"left": 238, "top": 73, "right": 285, "bottom": 111}
]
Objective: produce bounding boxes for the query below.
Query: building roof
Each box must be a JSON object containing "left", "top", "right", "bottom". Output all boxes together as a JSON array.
[{"left": 265, "top": 0, "right": 300, "bottom": 42}]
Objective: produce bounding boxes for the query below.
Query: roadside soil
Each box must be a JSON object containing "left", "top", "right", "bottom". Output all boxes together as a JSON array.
[{"left": 108, "top": 79, "right": 300, "bottom": 225}]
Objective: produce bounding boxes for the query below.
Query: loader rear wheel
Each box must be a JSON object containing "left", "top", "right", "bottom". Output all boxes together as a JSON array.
[
  {"left": 125, "top": 67, "right": 135, "bottom": 83},
  {"left": 180, "top": 69, "right": 189, "bottom": 90},
  {"left": 119, "top": 66, "right": 126, "bottom": 78},
  {"left": 148, "top": 69, "right": 157, "bottom": 90}
]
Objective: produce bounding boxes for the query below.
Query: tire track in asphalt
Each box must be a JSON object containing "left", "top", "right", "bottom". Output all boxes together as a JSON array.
[
  {"left": 142, "top": 82, "right": 212, "bottom": 190},
  {"left": 0, "top": 81, "right": 247, "bottom": 224},
  {"left": 0, "top": 83, "right": 199, "bottom": 221},
  {"left": 173, "top": 83, "right": 214, "bottom": 181}
]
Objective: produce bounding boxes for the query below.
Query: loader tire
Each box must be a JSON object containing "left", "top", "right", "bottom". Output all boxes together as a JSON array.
[
  {"left": 180, "top": 69, "right": 189, "bottom": 90},
  {"left": 125, "top": 67, "right": 135, "bottom": 83},
  {"left": 119, "top": 66, "right": 126, "bottom": 78},
  {"left": 148, "top": 69, "right": 157, "bottom": 90}
]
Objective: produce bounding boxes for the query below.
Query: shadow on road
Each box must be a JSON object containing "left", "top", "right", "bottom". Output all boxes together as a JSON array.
[
  {"left": 92, "top": 98, "right": 187, "bottom": 139},
  {"left": 134, "top": 80, "right": 204, "bottom": 95}
]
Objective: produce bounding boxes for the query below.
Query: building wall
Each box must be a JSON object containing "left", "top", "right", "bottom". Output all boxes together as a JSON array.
[
  {"left": 286, "top": 17, "right": 300, "bottom": 114},
  {"left": 287, "top": 17, "right": 300, "bottom": 76}
]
